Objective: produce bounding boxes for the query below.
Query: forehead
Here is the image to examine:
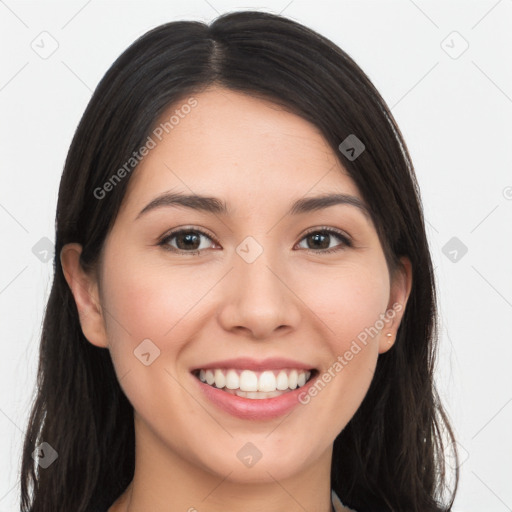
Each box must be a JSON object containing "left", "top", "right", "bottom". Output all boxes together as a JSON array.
[{"left": 121, "top": 87, "right": 362, "bottom": 216}]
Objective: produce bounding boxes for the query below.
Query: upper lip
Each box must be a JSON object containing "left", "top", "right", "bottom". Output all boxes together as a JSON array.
[{"left": 191, "top": 357, "right": 316, "bottom": 372}]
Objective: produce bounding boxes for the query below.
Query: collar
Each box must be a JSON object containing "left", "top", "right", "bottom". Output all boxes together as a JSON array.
[{"left": 331, "top": 489, "right": 357, "bottom": 512}]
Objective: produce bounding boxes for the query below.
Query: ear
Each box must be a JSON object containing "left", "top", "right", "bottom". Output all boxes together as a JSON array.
[
  {"left": 60, "top": 243, "right": 108, "bottom": 348},
  {"left": 379, "top": 256, "right": 412, "bottom": 354}
]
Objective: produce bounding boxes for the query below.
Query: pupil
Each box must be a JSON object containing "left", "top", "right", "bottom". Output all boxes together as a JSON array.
[
  {"left": 178, "top": 232, "right": 199, "bottom": 250},
  {"left": 309, "top": 233, "right": 328, "bottom": 249}
]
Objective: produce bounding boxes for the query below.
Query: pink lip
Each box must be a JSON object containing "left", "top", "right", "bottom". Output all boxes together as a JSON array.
[
  {"left": 192, "top": 370, "right": 319, "bottom": 420},
  {"left": 190, "top": 357, "right": 315, "bottom": 372}
]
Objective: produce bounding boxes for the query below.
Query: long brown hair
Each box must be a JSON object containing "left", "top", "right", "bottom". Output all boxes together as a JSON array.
[{"left": 20, "top": 11, "right": 459, "bottom": 512}]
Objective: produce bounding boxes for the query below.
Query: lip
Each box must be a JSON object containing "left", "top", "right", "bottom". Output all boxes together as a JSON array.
[
  {"left": 192, "top": 368, "right": 319, "bottom": 420},
  {"left": 190, "top": 357, "right": 316, "bottom": 372}
]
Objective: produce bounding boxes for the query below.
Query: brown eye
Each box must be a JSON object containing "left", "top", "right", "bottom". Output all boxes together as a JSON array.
[
  {"left": 158, "top": 226, "right": 352, "bottom": 256},
  {"left": 296, "top": 228, "right": 352, "bottom": 254},
  {"left": 160, "top": 229, "right": 216, "bottom": 254}
]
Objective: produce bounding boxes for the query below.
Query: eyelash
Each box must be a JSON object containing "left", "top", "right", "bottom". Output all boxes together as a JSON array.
[{"left": 158, "top": 226, "right": 353, "bottom": 256}]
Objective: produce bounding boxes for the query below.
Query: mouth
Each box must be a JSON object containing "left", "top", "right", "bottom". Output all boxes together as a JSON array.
[
  {"left": 190, "top": 357, "right": 320, "bottom": 419},
  {"left": 191, "top": 367, "right": 318, "bottom": 399}
]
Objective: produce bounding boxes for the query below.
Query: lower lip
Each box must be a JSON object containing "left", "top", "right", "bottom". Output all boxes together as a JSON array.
[{"left": 193, "top": 372, "right": 318, "bottom": 420}]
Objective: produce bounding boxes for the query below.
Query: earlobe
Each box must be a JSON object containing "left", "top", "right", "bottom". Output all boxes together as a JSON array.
[
  {"left": 60, "top": 243, "right": 109, "bottom": 348},
  {"left": 379, "top": 256, "right": 413, "bottom": 354}
]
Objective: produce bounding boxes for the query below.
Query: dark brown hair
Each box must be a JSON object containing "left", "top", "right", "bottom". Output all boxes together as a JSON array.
[{"left": 20, "top": 10, "right": 458, "bottom": 512}]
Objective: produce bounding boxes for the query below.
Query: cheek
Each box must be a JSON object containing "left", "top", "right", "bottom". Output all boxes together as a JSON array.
[
  {"left": 296, "top": 267, "right": 387, "bottom": 435},
  {"left": 301, "top": 262, "right": 389, "bottom": 426},
  {"left": 101, "top": 246, "right": 211, "bottom": 347},
  {"left": 98, "top": 252, "right": 205, "bottom": 427},
  {"left": 102, "top": 244, "right": 390, "bottom": 360},
  {"left": 97, "top": 251, "right": 203, "bottom": 395},
  {"left": 302, "top": 261, "right": 390, "bottom": 345}
]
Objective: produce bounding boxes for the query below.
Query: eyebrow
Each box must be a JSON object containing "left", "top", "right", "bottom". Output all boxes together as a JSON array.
[{"left": 135, "top": 191, "right": 371, "bottom": 220}]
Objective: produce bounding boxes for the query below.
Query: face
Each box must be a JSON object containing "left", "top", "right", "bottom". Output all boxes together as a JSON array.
[{"left": 62, "top": 86, "right": 411, "bottom": 487}]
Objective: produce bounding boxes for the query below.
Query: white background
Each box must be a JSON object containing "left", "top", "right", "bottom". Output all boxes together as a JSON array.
[{"left": 1, "top": 1, "right": 511, "bottom": 511}]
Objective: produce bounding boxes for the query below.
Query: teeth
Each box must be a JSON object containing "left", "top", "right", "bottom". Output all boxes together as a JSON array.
[
  {"left": 240, "top": 370, "right": 258, "bottom": 391},
  {"left": 288, "top": 369, "right": 298, "bottom": 390},
  {"left": 205, "top": 370, "right": 215, "bottom": 386},
  {"left": 225, "top": 389, "right": 284, "bottom": 399},
  {"left": 197, "top": 368, "right": 312, "bottom": 393},
  {"left": 214, "top": 369, "right": 226, "bottom": 388},
  {"left": 225, "top": 369, "right": 239, "bottom": 390},
  {"left": 276, "top": 371, "right": 289, "bottom": 390},
  {"left": 258, "top": 371, "right": 276, "bottom": 392}
]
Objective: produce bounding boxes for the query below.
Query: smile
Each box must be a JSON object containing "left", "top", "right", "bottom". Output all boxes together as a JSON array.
[
  {"left": 191, "top": 363, "right": 319, "bottom": 420},
  {"left": 193, "top": 368, "right": 314, "bottom": 399}
]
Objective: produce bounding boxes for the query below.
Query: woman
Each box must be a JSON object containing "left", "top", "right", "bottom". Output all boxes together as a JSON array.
[{"left": 20, "top": 10, "right": 459, "bottom": 512}]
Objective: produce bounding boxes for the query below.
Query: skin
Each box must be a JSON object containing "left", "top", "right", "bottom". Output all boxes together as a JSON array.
[{"left": 61, "top": 86, "right": 412, "bottom": 512}]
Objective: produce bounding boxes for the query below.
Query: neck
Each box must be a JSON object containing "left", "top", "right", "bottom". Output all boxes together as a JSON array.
[{"left": 110, "top": 413, "right": 335, "bottom": 512}]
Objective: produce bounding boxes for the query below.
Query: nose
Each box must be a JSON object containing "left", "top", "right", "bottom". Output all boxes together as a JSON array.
[{"left": 217, "top": 246, "right": 302, "bottom": 340}]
